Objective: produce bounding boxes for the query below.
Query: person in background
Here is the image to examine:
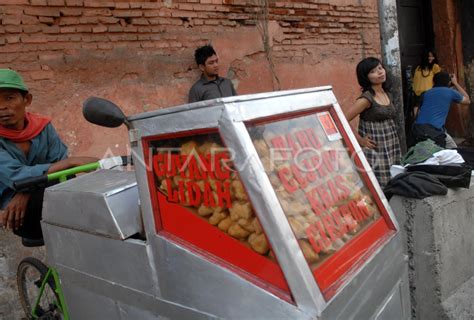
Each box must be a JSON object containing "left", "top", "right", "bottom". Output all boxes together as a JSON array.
[
  {"left": 412, "top": 50, "right": 441, "bottom": 99},
  {"left": 414, "top": 71, "right": 470, "bottom": 148},
  {"left": 344, "top": 57, "right": 402, "bottom": 187},
  {"left": 0, "top": 69, "right": 97, "bottom": 247},
  {"left": 188, "top": 45, "right": 237, "bottom": 103}
]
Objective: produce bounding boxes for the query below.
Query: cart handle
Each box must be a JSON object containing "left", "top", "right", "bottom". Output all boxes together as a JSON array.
[{"left": 13, "top": 156, "right": 131, "bottom": 192}]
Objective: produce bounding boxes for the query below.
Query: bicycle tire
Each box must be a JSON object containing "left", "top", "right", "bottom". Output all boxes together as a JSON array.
[{"left": 17, "top": 257, "right": 63, "bottom": 320}]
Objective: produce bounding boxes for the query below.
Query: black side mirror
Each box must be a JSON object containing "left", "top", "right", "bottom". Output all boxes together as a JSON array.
[{"left": 82, "top": 97, "right": 127, "bottom": 128}]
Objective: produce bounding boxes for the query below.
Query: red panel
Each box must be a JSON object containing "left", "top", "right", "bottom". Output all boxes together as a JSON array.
[
  {"left": 314, "top": 218, "right": 394, "bottom": 298},
  {"left": 156, "top": 192, "right": 292, "bottom": 301}
]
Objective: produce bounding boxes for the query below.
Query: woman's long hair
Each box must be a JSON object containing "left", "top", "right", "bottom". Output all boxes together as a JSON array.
[
  {"left": 419, "top": 50, "right": 438, "bottom": 72},
  {"left": 356, "top": 57, "right": 390, "bottom": 95}
]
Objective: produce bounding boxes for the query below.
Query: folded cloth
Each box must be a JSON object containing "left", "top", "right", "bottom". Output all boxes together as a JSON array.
[
  {"left": 401, "top": 139, "right": 444, "bottom": 166},
  {"left": 384, "top": 171, "right": 448, "bottom": 200},
  {"left": 406, "top": 164, "right": 472, "bottom": 189},
  {"left": 433, "top": 149, "right": 465, "bottom": 165}
]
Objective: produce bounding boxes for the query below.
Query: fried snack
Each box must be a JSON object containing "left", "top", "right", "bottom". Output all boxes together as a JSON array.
[
  {"left": 238, "top": 218, "right": 255, "bottom": 233},
  {"left": 181, "top": 140, "right": 198, "bottom": 155},
  {"left": 288, "top": 216, "right": 306, "bottom": 238},
  {"left": 298, "top": 239, "right": 319, "bottom": 263},
  {"left": 254, "top": 139, "right": 270, "bottom": 158},
  {"left": 231, "top": 180, "right": 248, "bottom": 201},
  {"left": 229, "top": 201, "right": 253, "bottom": 221},
  {"left": 228, "top": 223, "right": 250, "bottom": 239},
  {"left": 248, "top": 233, "right": 270, "bottom": 254},
  {"left": 199, "top": 141, "right": 221, "bottom": 155},
  {"left": 209, "top": 209, "right": 227, "bottom": 225},
  {"left": 218, "top": 216, "right": 233, "bottom": 232},
  {"left": 252, "top": 217, "right": 263, "bottom": 235},
  {"left": 198, "top": 204, "right": 214, "bottom": 217}
]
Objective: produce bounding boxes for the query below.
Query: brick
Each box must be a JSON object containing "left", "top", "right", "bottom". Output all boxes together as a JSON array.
[
  {"left": 60, "top": 8, "right": 82, "bottom": 16},
  {"left": 138, "top": 26, "right": 151, "bottom": 33},
  {"left": 22, "top": 25, "right": 42, "bottom": 33},
  {"left": 43, "top": 25, "right": 60, "bottom": 34},
  {"left": 5, "top": 35, "right": 20, "bottom": 43},
  {"left": 21, "top": 34, "right": 55, "bottom": 43},
  {"left": 98, "top": 42, "right": 113, "bottom": 49},
  {"left": 75, "top": 25, "right": 92, "bottom": 32},
  {"left": 47, "top": 0, "right": 65, "bottom": 6},
  {"left": 131, "top": 18, "right": 149, "bottom": 25},
  {"left": 108, "top": 25, "right": 123, "bottom": 32},
  {"left": 21, "top": 15, "right": 40, "bottom": 25},
  {"left": 60, "top": 26, "right": 76, "bottom": 33},
  {"left": 108, "top": 34, "right": 137, "bottom": 41},
  {"left": 39, "top": 17, "right": 55, "bottom": 24},
  {"left": 79, "top": 17, "right": 98, "bottom": 24},
  {"left": 65, "top": 0, "right": 83, "bottom": 6},
  {"left": 140, "top": 3, "right": 161, "bottom": 9},
  {"left": 83, "top": 1, "right": 115, "bottom": 8},
  {"left": 114, "top": 2, "right": 129, "bottom": 9},
  {"left": 59, "top": 17, "right": 79, "bottom": 25},
  {"left": 83, "top": 9, "right": 112, "bottom": 16},
  {"left": 144, "top": 11, "right": 159, "bottom": 18},
  {"left": 98, "top": 17, "right": 119, "bottom": 24},
  {"left": 81, "top": 43, "right": 98, "bottom": 49},
  {"left": 81, "top": 34, "right": 108, "bottom": 41},
  {"left": 123, "top": 26, "right": 138, "bottom": 32},
  {"left": 24, "top": 7, "right": 61, "bottom": 17},
  {"left": 30, "top": 0, "right": 47, "bottom": 5},
  {"left": 112, "top": 10, "right": 142, "bottom": 18},
  {"left": 0, "top": 38, "right": 5, "bottom": 45},
  {"left": 138, "top": 34, "right": 151, "bottom": 40},
  {"left": 4, "top": 7, "right": 23, "bottom": 15},
  {"left": 2, "top": 16, "right": 21, "bottom": 25},
  {"left": 92, "top": 25, "right": 107, "bottom": 33},
  {"left": 5, "top": 25, "right": 22, "bottom": 33},
  {"left": 140, "top": 42, "right": 154, "bottom": 48},
  {"left": 29, "top": 70, "right": 54, "bottom": 80},
  {"left": 38, "top": 52, "right": 63, "bottom": 60}
]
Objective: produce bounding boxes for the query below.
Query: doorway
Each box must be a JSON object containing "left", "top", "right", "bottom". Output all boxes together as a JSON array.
[{"left": 397, "top": 0, "right": 434, "bottom": 137}]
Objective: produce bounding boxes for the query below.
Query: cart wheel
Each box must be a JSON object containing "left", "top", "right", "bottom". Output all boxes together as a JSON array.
[{"left": 17, "top": 257, "right": 63, "bottom": 320}]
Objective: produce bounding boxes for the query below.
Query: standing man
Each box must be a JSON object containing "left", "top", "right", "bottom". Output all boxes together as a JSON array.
[
  {"left": 188, "top": 45, "right": 237, "bottom": 103},
  {"left": 415, "top": 71, "right": 470, "bottom": 148}
]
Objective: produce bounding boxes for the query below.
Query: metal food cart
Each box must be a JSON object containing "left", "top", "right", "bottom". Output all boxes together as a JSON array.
[{"left": 41, "top": 86, "right": 410, "bottom": 319}]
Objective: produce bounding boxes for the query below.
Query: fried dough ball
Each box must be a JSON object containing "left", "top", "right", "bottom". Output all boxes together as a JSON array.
[
  {"left": 218, "top": 216, "right": 233, "bottom": 232},
  {"left": 252, "top": 217, "right": 263, "bottom": 235},
  {"left": 198, "top": 204, "right": 214, "bottom": 217},
  {"left": 248, "top": 233, "right": 270, "bottom": 254},
  {"left": 209, "top": 209, "right": 227, "bottom": 225},
  {"left": 228, "top": 223, "right": 250, "bottom": 239},
  {"left": 181, "top": 141, "right": 198, "bottom": 155},
  {"left": 298, "top": 239, "right": 319, "bottom": 263},
  {"left": 199, "top": 141, "right": 221, "bottom": 155},
  {"left": 288, "top": 217, "right": 306, "bottom": 238},
  {"left": 254, "top": 139, "right": 270, "bottom": 158},
  {"left": 229, "top": 202, "right": 253, "bottom": 221},
  {"left": 238, "top": 218, "right": 255, "bottom": 233},
  {"left": 231, "top": 180, "right": 248, "bottom": 201}
]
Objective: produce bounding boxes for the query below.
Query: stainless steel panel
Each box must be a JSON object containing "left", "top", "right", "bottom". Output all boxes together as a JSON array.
[
  {"left": 43, "top": 170, "right": 142, "bottom": 239},
  {"left": 320, "top": 233, "right": 410, "bottom": 320},
  {"left": 42, "top": 223, "right": 155, "bottom": 296},
  {"left": 151, "top": 235, "right": 310, "bottom": 319},
  {"left": 56, "top": 266, "right": 216, "bottom": 320}
]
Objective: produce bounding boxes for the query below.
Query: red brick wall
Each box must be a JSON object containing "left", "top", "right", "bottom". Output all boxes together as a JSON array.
[{"left": 0, "top": 0, "right": 381, "bottom": 156}]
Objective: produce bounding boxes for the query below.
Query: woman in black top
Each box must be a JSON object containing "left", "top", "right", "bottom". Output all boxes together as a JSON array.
[{"left": 344, "top": 57, "right": 401, "bottom": 187}]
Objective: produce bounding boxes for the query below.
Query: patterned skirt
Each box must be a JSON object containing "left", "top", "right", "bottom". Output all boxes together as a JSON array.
[{"left": 358, "top": 119, "right": 402, "bottom": 188}]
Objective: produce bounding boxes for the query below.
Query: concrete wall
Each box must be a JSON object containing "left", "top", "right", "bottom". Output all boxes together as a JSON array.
[{"left": 390, "top": 185, "right": 474, "bottom": 319}]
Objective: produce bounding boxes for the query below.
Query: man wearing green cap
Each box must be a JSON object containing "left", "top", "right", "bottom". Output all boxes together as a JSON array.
[{"left": 0, "top": 69, "right": 97, "bottom": 246}]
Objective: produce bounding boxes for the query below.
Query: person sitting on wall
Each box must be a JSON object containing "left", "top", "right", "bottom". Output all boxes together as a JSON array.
[
  {"left": 188, "top": 44, "right": 237, "bottom": 103},
  {"left": 413, "top": 71, "right": 470, "bottom": 148},
  {"left": 0, "top": 69, "right": 97, "bottom": 247}
]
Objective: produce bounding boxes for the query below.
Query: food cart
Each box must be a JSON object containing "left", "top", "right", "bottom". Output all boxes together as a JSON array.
[{"left": 41, "top": 86, "right": 410, "bottom": 319}]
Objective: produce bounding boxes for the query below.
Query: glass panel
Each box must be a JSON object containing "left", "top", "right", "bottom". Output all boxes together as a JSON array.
[
  {"left": 149, "top": 132, "right": 273, "bottom": 257},
  {"left": 247, "top": 111, "right": 384, "bottom": 270}
]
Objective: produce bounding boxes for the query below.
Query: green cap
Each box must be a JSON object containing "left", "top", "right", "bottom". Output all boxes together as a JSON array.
[{"left": 0, "top": 69, "right": 28, "bottom": 92}]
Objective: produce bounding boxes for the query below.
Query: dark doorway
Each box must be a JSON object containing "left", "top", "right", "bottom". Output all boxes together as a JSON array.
[{"left": 397, "top": 0, "right": 435, "bottom": 139}]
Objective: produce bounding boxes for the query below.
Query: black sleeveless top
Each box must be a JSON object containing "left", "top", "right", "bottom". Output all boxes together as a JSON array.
[{"left": 358, "top": 91, "right": 397, "bottom": 122}]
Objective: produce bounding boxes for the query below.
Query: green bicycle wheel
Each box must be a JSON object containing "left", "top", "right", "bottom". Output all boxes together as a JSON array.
[{"left": 17, "top": 257, "right": 63, "bottom": 320}]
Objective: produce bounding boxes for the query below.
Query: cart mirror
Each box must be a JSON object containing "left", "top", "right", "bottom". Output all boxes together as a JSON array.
[{"left": 83, "top": 97, "right": 127, "bottom": 128}]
